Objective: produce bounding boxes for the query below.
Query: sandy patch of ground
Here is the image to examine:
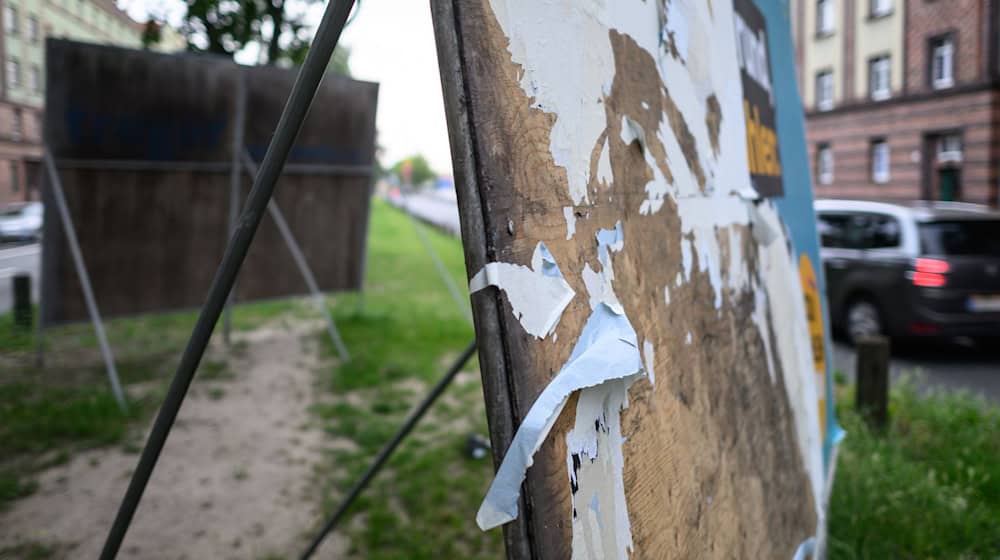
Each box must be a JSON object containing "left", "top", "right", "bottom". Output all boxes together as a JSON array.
[{"left": 0, "top": 322, "right": 348, "bottom": 559}]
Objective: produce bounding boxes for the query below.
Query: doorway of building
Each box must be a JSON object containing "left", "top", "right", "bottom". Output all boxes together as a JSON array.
[{"left": 937, "top": 167, "right": 960, "bottom": 201}]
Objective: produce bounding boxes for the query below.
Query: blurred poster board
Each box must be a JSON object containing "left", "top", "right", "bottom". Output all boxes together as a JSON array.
[
  {"left": 41, "top": 39, "right": 378, "bottom": 324},
  {"left": 433, "top": 0, "right": 838, "bottom": 558}
]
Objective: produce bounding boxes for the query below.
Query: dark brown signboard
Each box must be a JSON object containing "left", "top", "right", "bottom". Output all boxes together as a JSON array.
[
  {"left": 734, "top": 0, "right": 784, "bottom": 197},
  {"left": 41, "top": 39, "right": 378, "bottom": 324}
]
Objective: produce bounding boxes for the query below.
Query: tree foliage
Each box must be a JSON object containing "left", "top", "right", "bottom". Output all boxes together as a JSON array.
[
  {"left": 181, "top": 0, "right": 350, "bottom": 71},
  {"left": 391, "top": 155, "right": 436, "bottom": 186}
]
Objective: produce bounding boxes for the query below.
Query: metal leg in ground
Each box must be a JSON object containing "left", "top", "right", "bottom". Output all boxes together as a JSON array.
[
  {"left": 241, "top": 149, "right": 351, "bottom": 361},
  {"left": 43, "top": 150, "right": 126, "bottom": 411},
  {"left": 300, "top": 340, "right": 477, "bottom": 559},
  {"left": 402, "top": 194, "right": 473, "bottom": 322}
]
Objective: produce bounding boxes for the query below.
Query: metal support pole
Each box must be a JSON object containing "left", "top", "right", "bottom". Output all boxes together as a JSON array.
[
  {"left": 402, "top": 195, "right": 472, "bottom": 323},
  {"left": 12, "top": 273, "right": 32, "bottom": 330},
  {"left": 241, "top": 149, "right": 350, "bottom": 361},
  {"left": 224, "top": 73, "right": 248, "bottom": 345},
  {"left": 98, "top": 2, "right": 357, "bottom": 557},
  {"left": 300, "top": 340, "right": 477, "bottom": 559},
  {"left": 43, "top": 151, "right": 126, "bottom": 411}
]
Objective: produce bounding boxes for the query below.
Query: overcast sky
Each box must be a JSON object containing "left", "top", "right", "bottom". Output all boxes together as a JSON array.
[{"left": 119, "top": 0, "right": 454, "bottom": 175}]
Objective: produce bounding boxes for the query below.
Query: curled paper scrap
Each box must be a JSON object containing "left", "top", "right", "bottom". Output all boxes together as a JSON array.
[
  {"left": 469, "top": 242, "right": 575, "bottom": 338},
  {"left": 476, "top": 302, "right": 644, "bottom": 530}
]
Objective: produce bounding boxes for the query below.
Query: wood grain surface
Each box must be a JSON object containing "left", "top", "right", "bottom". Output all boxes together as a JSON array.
[{"left": 434, "top": 1, "right": 817, "bottom": 557}]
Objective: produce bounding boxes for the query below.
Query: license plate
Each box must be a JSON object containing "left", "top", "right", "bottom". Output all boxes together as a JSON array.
[{"left": 968, "top": 295, "right": 1000, "bottom": 312}]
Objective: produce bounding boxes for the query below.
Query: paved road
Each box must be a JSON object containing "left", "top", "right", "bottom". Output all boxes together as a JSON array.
[
  {"left": 832, "top": 339, "right": 1000, "bottom": 401},
  {"left": 392, "top": 190, "right": 462, "bottom": 236},
  {"left": 0, "top": 242, "right": 40, "bottom": 314}
]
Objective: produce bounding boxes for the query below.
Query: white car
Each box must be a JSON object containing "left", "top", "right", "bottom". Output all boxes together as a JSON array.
[{"left": 0, "top": 202, "right": 43, "bottom": 242}]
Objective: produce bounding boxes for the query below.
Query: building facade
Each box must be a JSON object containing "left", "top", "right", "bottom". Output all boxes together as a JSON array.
[
  {"left": 0, "top": 0, "right": 145, "bottom": 205},
  {"left": 794, "top": 0, "right": 1000, "bottom": 206}
]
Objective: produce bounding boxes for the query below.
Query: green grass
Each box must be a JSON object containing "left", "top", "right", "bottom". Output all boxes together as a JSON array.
[
  {"left": 311, "top": 200, "right": 501, "bottom": 559},
  {"left": 829, "top": 377, "right": 1000, "bottom": 559},
  {"left": 0, "top": 541, "right": 55, "bottom": 559},
  {"left": 0, "top": 382, "right": 141, "bottom": 454}
]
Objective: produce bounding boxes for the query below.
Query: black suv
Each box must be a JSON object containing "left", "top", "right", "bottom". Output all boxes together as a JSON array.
[{"left": 815, "top": 199, "right": 1000, "bottom": 343}]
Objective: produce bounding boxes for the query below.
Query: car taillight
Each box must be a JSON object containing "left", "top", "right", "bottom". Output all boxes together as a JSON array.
[
  {"left": 915, "top": 258, "right": 950, "bottom": 274},
  {"left": 911, "top": 258, "right": 950, "bottom": 287}
]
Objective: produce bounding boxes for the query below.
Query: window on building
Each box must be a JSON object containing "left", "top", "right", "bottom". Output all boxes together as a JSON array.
[
  {"left": 869, "top": 55, "right": 891, "bottom": 101},
  {"left": 816, "top": 0, "right": 835, "bottom": 35},
  {"left": 816, "top": 71, "right": 834, "bottom": 111},
  {"left": 12, "top": 109, "right": 23, "bottom": 141},
  {"left": 3, "top": 5, "right": 18, "bottom": 35},
  {"left": 870, "top": 0, "right": 892, "bottom": 17},
  {"left": 27, "top": 15, "right": 39, "bottom": 42},
  {"left": 871, "top": 139, "right": 890, "bottom": 183},
  {"left": 7, "top": 58, "right": 21, "bottom": 90},
  {"left": 10, "top": 162, "right": 19, "bottom": 193},
  {"left": 937, "top": 133, "right": 962, "bottom": 163},
  {"left": 28, "top": 66, "right": 40, "bottom": 93},
  {"left": 816, "top": 143, "right": 834, "bottom": 185},
  {"left": 931, "top": 35, "right": 955, "bottom": 89}
]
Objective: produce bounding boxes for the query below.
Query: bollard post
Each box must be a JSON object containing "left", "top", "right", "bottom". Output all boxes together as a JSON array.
[
  {"left": 12, "top": 273, "right": 32, "bottom": 330},
  {"left": 855, "top": 335, "right": 890, "bottom": 429}
]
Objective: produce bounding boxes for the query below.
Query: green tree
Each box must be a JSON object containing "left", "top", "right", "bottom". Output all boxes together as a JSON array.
[
  {"left": 141, "top": 19, "right": 162, "bottom": 49},
  {"left": 181, "top": 0, "right": 351, "bottom": 71},
  {"left": 392, "top": 155, "right": 436, "bottom": 186}
]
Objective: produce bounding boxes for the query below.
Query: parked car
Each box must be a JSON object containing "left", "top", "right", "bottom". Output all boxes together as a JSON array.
[
  {"left": 0, "top": 202, "right": 43, "bottom": 242},
  {"left": 815, "top": 199, "right": 1000, "bottom": 343}
]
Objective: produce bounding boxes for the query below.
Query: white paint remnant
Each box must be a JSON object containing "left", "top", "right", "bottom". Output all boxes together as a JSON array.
[
  {"left": 564, "top": 206, "right": 577, "bottom": 240},
  {"left": 583, "top": 222, "right": 626, "bottom": 314},
  {"left": 596, "top": 136, "right": 614, "bottom": 187},
  {"left": 567, "top": 377, "right": 637, "bottom": 559},
  {"left": 642, "top": 339, "right": 655, "bottom": 385},
  {"left": 476, "top": 303, "right": 644, "bottom": 531},
  {"left": 619, "top": 115, "right": 646, "bottom": 152},
  {"left": 488, "top": 0, "right": 618, "bottom": 205},
  {"left": 663, "top": 284, "right": 670, "bottom": 305},
  {"left": 469, "top": 242, "right": 575, "bottom": 339},
  {"left": 664, "top": 0, "right": 690, "bottom": 59},
  {"left": 685, "top": 331, "right": 692, "bottom": 345},
  {"left": 680, "top": 237, "right": 693, "bottom": 281}
]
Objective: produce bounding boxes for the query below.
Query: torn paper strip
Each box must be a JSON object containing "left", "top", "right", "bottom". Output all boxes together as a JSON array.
[
  {"left": 476, "top": 302, "right": 644, "bottom": 530},
  {"left": 470, "top": 242, "right": 575, "bottom": 338}
]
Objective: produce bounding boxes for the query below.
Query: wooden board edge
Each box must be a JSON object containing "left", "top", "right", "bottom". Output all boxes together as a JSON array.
[{"left": 428, "top": 1, "right": 534, "bottom": 557}]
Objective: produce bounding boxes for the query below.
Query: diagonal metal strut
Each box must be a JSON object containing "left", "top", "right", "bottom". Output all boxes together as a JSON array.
[
  {"left": 98, "top": 1, "right": 357, "bottom": 557},
  {"left": 299, "top": 340, "right": 478, "bottom": 559},
  {"left": 241, "top": 148, "right": 351, "bottom": 361}
]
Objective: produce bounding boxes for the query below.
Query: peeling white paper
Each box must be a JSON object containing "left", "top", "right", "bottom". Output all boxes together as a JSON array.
[
  {"left": 476, "top": 303, "right": 644, "bottom": 530},
  {"left": 470, "top": 242, "right": 576, "bottom": 338}
]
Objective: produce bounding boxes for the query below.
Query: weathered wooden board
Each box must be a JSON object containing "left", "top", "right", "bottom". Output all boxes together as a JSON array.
[
  {"left": 433, "top": 1, "right": 835, "bottom": 558},
  {"left": 41, "top": 39, "right": 378, "bottom": 324}
]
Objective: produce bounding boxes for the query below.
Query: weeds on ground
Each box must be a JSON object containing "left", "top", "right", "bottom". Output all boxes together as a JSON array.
[
  {"left": 0, "top": 292, "right": 288, "bottom": 510},
  {"left": 311, "top": 201, "right": 501, "bottom": 559},
  {"left": 829, "top": 376, "right": 1000, "bottom": 558}
]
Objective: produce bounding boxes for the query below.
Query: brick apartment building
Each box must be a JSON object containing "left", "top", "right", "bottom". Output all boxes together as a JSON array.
[
  {"left": 793, "top": 0, "right": 1000, "bottom": 206},
  {"left": 0, "top": 0, "right": 187, "bottom": 207}
]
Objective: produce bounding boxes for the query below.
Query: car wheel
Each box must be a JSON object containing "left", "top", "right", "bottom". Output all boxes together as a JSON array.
[{"left": 845, "top": 299, "right": 883, "bottom": 344}]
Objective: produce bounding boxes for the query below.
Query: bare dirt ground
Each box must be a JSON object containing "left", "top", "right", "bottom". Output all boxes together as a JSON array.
[{"left": 0, "top": 322, "right": 348, "bottom": 559}]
